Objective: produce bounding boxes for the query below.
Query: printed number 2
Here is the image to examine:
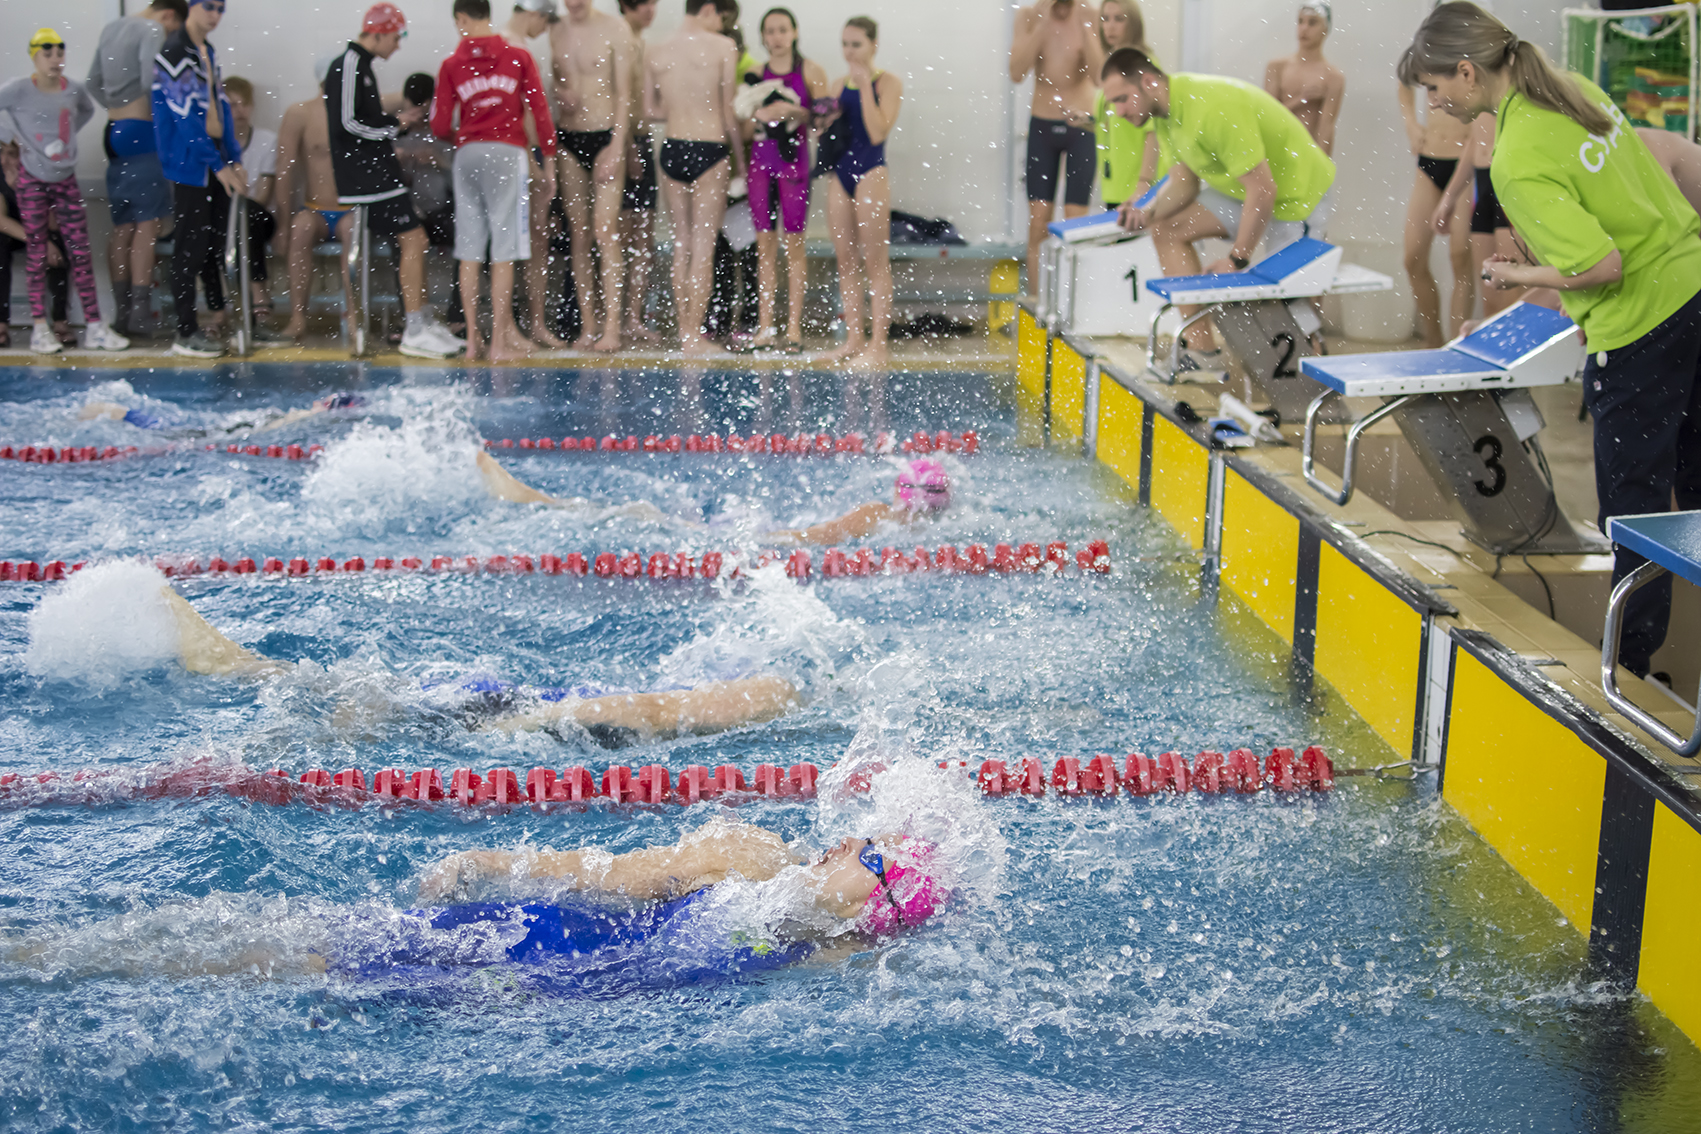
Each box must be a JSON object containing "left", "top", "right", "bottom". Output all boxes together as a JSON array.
[
  {"left": 1270, "top": 332, "right": 1297, "bottom": 378},
  {"left": 1473, "top": 434, "right": 1506, "bottom": 497}
]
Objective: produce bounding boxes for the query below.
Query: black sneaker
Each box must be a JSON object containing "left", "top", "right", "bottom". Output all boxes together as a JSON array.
[
  {"left": 249, "top": 324, "right": 291, "bottom": 347},
  {"left": 171, "top": 332, "right": 226, "bottom": 359}
]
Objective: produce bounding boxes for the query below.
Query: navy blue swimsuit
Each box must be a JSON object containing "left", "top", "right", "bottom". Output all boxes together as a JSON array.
[{"left": 834, "top": 78, "right": 886, "bottom": 198}]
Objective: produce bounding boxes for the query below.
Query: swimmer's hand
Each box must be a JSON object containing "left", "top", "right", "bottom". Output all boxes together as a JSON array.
[
  {"left": 1060, "top": 107, "right": 1092, "bottom": 129},
  {"left": 418, "top": 849, "right": 513, "bottom": 904},
  {"left": 160, "top": 586, "right": 289, "bottom": 679}
]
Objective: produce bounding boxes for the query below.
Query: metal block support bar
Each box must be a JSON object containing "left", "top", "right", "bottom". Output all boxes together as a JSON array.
[
  {"left": 346, "top": 205, "right": 371, "bottom": 357},
  {"left": 223, "top": 196, "right": 253, "bottom": 356},
  {"left": 1144, "top": 302, "right": 1222, "bottom": 383},
  {"left": 1300, "top": 390, "right": 1417, "bottom": 506},
  {"left": 1600, "top": 559, "right": 1701, "bottom": 757}
]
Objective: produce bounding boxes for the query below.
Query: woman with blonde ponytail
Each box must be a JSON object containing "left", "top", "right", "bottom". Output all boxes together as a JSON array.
[{"left": 1405, "top": 1, "right": 1701, "bottom": 678}]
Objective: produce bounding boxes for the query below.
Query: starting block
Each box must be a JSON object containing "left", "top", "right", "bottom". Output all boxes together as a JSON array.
[
  {"left": 1300, "top": 301, "right": 1604, "bottom": 555},
  {"left": 1142, "top": 237, "right": 1393, "bottom": 420},
  {"left": 1038, "top": 181, "right": 1166, "bottom": 337},
  {"left": 1602, "top": 511, "right": 1701, "bottom": 756}
]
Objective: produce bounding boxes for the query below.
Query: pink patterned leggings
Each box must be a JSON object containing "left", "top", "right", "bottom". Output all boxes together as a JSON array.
[{"left": 17, "top": 172, "right": 101, "bottom": 324}]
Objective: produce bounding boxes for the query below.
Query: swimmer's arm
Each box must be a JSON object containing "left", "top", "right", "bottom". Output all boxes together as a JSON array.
[
  {"left": 476, "top": 449, "right": 582, "bottom": 507},
  {"left": 77, "top": 401, "right": 130, "bottom": 422},
  {"left": 1008, "top": 6, "right": 1044, "bottom": 84},
  {"left": 1433, "top": 152, "right": 1475, "bottom": 234},
  {"left": 1397, "top": 84, "right": 1422, "bottom": 154},
  {"left": 250, "top": 405, "right": 321, "bottom": 435},
  {"left": 1315, "top": 70, "right": 1344, "bottom": 158},
  {"left": 159, "top": 586, "right": 288, "bottom": 679},
  {"left": 765, "top": 501, "right": 896, "bottom": 546},
  {"left": 481, "top": 675, "right": 801, "bottom": 738}
]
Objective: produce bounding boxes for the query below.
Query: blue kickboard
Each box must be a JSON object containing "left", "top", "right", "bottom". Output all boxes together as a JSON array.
[
  {"left": 1243, "top": 237, "right": 1333, "bottom": 285},
  {"left": 1608, "top": 511, "right": 1701, "bottom": 588},
  {"left": 1301, "top": 348, "right": 1505, "bottom": 391},
  {"left": 1454, "top": 304, "right": 1577, "bottom": 368}
]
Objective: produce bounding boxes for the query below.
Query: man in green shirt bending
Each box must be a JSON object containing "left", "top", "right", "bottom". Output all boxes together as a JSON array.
[{"left": 1103, "top": 47, "right": 1335, "bottom": 366}]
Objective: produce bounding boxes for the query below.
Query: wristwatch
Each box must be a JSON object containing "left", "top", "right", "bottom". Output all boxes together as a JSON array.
[{"left": 1229, "top": 253, "right": 1251, "bottom": 270}]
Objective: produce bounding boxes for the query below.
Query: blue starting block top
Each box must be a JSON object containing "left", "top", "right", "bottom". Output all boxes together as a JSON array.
[
  {"left": 1608, "top": 512, "right": 1701, "bottom": 588},
  {"left": 1047, "top": 179, "right": 1166, "bottom": 243},
  {"left": 1144, "top": 238, "right": 1345, "bottom": 304},
  {"left": 1301, "top": 301, "right": 1585, "bottom": 397}
]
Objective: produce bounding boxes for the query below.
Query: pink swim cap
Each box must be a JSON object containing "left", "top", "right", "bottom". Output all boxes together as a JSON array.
[
  {"left": 856, "top": 839, "right": 948, "bottom": 938},
  {"left": 894, "top": 459, "right": 952, "bottom": 512}
]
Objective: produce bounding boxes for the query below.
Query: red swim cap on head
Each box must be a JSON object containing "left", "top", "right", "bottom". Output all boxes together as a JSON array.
[
  {"left": 856, "top": 839, "right": 947, "bottom": 938},
  {"left": 363, "top": 3, "right": 408, "bottom": 36}
]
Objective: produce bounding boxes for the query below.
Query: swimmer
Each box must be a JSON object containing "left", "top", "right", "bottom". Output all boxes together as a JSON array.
[
  {"left": 77, "top": 392, "right": 371, "bottom": 436},
  {"left": 276, "top": 70, "right": 354, "bottom": 345},
  {"left": 1264, "top": 3, "right": 1343, "bottom": 157},
  {"left": 5, "top": 820, "right": 947, "bottom": 988},
  {"left": 764, "top": 457, "right": 950, "bottom": 546},
  {"left": 136, "top": 578, "right": 801, "bottom": 742},
  {"left": 1397, "top": 66, "right": 1474, "bottom": 347},
  {"left": 471, "top": 448, "right": 671, "bottom": 520}
]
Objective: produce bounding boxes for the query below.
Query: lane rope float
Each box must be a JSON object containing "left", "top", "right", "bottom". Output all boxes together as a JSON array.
[
  {"left": 0, "top": 431, "right": 979, "bottom": 467},
  {"left": 0, "top": 540, "right": 1113, "bottom": 584},
  {"left": 0, "top": 748, "right": 1333, "bottom": 812}
]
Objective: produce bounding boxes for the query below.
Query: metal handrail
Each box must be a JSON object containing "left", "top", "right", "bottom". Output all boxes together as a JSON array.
[
  {"left": 345, "top": 205, "right": 371, "bottom": 357},
  {"left": 1600, "top": 558, "right": 1701, "bottom": 756},
  {"left": 223, "top": 195, "right": 253, "bottom": 356},
  {"left": 1300, "top": 390, "right": 1416, "bottom": 506}
]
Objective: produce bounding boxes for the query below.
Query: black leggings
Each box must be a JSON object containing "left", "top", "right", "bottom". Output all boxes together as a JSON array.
[
  {"left": 243, "top": 199, "right": 276, "bottom": 283},
  {"left": 171, "top": 179, "right": 230, "bottom": 339}
]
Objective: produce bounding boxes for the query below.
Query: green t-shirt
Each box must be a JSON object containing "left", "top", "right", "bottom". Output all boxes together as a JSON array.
[
  {"left": 1093, "top": 88, "right": 1173, "bottom": 206},
  {"left": 739, "top": 52, "right": 761, "bottom": 80},
  {"left": 1491, "top": 77, "right": 1701, "bottom": 352},
  {"left": 1157, "top": 73, "right": 1335, "bottom": 221}
]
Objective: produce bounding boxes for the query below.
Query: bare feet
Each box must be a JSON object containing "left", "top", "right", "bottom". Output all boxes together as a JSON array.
[
  {"left": 466, "top": 333, "right": 489, "bottom": 361},
  {"left": 490, "top": 324, "right": 535, "bottom": 361},
  {"left": 848, "top": 345, "right": 889, "bottom": 371},
  {"left": 591, "top": 330, "right": 622, "bottom": 353},
  {"left": 623, "top": 322, "right": 660, "bottom": 345},
  {"left": 572, "top": 331, "right": 600, "bottom": 351},
  {"left": 531, "top": 325, "right": 568, "bottom": 350},
  {"left": 281, "top": 317, "right": 306, "bottom": 342},
  {"left": 822, "top": 336, "right": 866, "bottom": 363}
]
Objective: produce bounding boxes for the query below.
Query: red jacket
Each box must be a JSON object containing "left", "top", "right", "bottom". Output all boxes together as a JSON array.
[{"left": 431, "top": 35, "right": 556, "bottom": 155}]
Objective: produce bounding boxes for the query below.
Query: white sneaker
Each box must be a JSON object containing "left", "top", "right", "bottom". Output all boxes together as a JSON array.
[
  {"left": 30, "top": 323, "right": 61, "bottom": 354},
  {"left": 82, "top": 322, "right": 130, "bottom": 352},
  {"left": 428, "top": 322, "right": 467, "bottom": 355},
  {"left": 400, "top": 322, "right": 462, "bottom": 359}
]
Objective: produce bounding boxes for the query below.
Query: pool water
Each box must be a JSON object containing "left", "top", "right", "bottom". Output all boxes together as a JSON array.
[{"left": 0, "top": 363, "right": 1697, "bottom": 1133}]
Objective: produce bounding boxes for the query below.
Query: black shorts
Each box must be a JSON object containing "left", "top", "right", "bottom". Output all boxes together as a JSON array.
[
  {"left": 357, "top": 192, "right": 424, "bottom": 238},
  {"left": 624, "top": 138, "right": 657, "bottom": 211},
  {"left": 1417, "top": 154, "right": 1456, "bottom": 193},
  {"left": 1470, "top": 166, "right": 1508, "bottom": 234},
  {"left": 1026, "top": 117, "right": 1095, "bottom": 207}
]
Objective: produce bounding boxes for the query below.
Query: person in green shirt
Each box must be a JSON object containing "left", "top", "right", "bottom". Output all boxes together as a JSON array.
[
  {"left": 1101, "top": 47, "right": 1336, "bottom": 363},
  {"left": 1406, "top": 1, "right": 1701, "bottom": 678}
]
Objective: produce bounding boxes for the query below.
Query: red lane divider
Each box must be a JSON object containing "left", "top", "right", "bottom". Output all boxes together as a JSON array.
[
  {"left": 0, "top": 444, "right": 139, "bottom": 464},
  {"left": 207, "top": 442, "right": 325, "bottom": 461},
  {"left": 482, "top": 429, "right": 979, "bottom": 457},
  {"left": 973, "top": 747, "right": 1335, "bottom": 797},
  {"left": 0, "top": 748, "right": 1332, "bottom": 813},
  {"left": 0, "top": 540, "right": 1112, "bottom": 584}
]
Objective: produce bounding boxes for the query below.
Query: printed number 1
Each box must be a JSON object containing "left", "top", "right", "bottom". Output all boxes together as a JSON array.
[{"left": 1473, "top": 434, "right": 1506, "bottom": 497}]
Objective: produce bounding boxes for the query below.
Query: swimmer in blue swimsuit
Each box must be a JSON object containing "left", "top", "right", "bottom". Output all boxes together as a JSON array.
[
  {"left": 143, "top": 581, "right": 801, "bottom": 743},
  {"left": 823, "top": 18, "right": 904, "bottom": 369},
  {"left": 78, "top": 393, "right": 370, "bottom": 437}
]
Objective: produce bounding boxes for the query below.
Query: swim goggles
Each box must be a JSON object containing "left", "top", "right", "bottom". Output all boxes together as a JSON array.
[{"left": 860, "top": 839, "right": 902, "bottom": 912}]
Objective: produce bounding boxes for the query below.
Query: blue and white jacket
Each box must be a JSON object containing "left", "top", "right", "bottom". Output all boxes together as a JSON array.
[{"left": 151, "top": 28, "right": 239, "bottom": 187}]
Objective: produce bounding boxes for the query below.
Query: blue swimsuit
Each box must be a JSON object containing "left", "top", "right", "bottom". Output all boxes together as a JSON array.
[{"left": 834, "top": 78, "right": 886, "bottom": 198}]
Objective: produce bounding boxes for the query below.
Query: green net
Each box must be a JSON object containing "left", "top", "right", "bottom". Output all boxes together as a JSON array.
[{"left": 1566, "top": 9, "right": 1694, "bottom": 135}]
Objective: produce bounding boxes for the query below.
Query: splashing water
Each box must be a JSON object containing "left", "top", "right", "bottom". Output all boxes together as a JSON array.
[{"left": 24, "top": 560, "right": 179, "bottom": 689}]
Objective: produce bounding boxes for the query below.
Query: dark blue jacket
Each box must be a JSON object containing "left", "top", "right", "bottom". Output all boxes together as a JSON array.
[{"left": 151, "top": 28, "right": 239, "bottom": 187}]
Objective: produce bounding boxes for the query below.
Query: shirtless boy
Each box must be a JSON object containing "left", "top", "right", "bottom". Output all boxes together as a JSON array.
[
  {"left": 551, "top": 0, "right": 636, "bottom": 352},
  {"left": 645, "top": 0, "right": 744, "bottom": 355},
  {"left": 276, "top": 73, "right": 353, "bottom": 342},
  {"left": 432, "top": 0, "right": 559, "bottom": 361},
  {"left": 1264, "top": 1, "right": 1343, "bottom": 156},
  {"left": 501, "top": 0, "right": 567, "bottom": 349},
  {"left": 619, "top": 0, "right": 661, "bottom": 344},
  {"left": 1009, "top": 0, "right": 1104, "bottom": 296}
]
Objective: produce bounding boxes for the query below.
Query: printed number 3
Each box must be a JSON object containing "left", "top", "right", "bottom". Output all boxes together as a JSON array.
[{"left": 1473, "top": 434, "right": 1506, "bottom": 497}]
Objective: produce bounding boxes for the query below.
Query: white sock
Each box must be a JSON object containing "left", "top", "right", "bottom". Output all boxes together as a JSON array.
[{"left": 405, "top": 310, "right": 427, "bottom": 335}]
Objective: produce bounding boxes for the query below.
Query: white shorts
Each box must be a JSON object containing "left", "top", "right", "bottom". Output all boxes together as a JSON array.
[
  {"left": 453, "top": 142, "right": 531, "bottom": 263},
  {"left": 1196, "top": 184, "right": 1332, "bottom": 256}
]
